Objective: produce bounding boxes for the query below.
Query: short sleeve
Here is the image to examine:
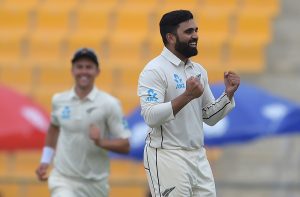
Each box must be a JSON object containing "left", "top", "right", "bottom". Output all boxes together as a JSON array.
[{"left": 50, "top": 94, "right": 60, "bottom": 126}]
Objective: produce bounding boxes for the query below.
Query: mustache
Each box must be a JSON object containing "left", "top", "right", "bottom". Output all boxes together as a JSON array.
[{"left": 188, "top": 38, "right": 198, "bottom": 43}]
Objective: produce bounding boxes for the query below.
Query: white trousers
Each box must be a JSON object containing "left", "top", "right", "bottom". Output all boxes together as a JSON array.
[
  {"left": 144, "top": 145, "right": 216, "bottom": 197},
  {"left": 48, "top": 169, "right": 109, "bottom": 197}
]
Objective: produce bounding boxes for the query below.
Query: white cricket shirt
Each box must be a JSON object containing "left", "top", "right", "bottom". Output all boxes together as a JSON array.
[
  {"left": 51, "top": 86, "right": 131, "bottom": 181},
  {"left": 138, "top": 47, "right": 235, "bottom": 150}
]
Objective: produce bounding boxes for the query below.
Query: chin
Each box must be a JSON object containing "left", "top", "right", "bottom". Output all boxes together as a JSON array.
[{"left": 186, "top": 52, "right": 198, "bottom": 58}]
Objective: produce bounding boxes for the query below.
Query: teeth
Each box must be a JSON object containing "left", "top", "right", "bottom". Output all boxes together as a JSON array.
[
  {"left": 79, "top": 76, "right": 89, "bottom": 82},
  {"left": 189, "top": 42, "right": 197, "bottom": 47}
]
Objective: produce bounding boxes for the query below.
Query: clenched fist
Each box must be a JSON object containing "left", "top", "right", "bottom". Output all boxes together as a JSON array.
[
  {"left": 224, "top": 71, "right": 240, "bottom": 100},
  {"left": 89, "top": 124, "right": 102, "bottom": 146},
  {"left": 185, "top": 76, "right": 204, "bottom": 100}
]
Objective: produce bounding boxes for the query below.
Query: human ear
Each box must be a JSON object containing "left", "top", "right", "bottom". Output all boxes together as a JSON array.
[{"left": 166, "top": 33, "right": 176, "bottom": 44}]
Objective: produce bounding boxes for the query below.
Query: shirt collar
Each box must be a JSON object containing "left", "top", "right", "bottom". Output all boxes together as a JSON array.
[
  {"left": 67, "top": 86, "right": 98, "bottom": 101},
  {"left": 86, "top": 86, "right": 98, "bottom": 101},
  {"left": 161, "top": 47, "right": 192, "bottom": 67}
]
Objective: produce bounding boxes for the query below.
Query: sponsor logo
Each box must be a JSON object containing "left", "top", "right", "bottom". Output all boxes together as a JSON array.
[
  {"left": 145, "top": 89, "right": 158, "bottom": 102},
  {"left": 61, "top": 106, "right": 71, "bottom": 119},
  {"left": 174, "top": 74, "right": 185, "bottom": 89}
]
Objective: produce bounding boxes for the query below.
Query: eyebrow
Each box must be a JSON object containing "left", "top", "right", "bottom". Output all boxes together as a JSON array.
[{"left": 184, "top": 27, "right": 198, "bottom": 33}]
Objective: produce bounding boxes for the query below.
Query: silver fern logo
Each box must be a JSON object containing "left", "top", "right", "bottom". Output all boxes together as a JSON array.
[{"left": 174, "top": 74, "right": 185, "bottom": 89}]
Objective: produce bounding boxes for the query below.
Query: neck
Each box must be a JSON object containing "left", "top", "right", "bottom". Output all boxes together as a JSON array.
[{"left": 75, "top": 85, "right": 93, "bottom": 100}]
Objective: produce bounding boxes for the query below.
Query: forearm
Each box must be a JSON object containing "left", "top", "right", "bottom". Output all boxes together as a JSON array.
[
  {"left": 171, "top": 91, "right": 194, "bottom": 116},
  {"left": 202, "top": 93, "right": 235, "bottom": 126},
  {"left": 45, "top": 124, "right": 59, "bottom": 149},
  {"left": 40, "top": 124, "right": 59, "bottom": 164},
  {"left": 225, "top": 90, "right": 234, "bottom": 101},
  {"left": 96, "top": 138, "right": 130, "bottom": 154}
]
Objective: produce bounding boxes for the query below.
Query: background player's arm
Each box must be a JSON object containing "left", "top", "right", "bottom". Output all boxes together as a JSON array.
[
  {"left": 99, "top": 138, "right": 130, "bottom": 154},
  {"left": 35, "top": 123, "right": 59, "bottom": 181},
  {"left": 89, "top": 124, "right": 130, "bottom": 154},
  {"left": 89, "top": 100, "right": 130, "bottom": 154},
  {"left": 44, "top": 123, "right": 60, "bottom": 148}
]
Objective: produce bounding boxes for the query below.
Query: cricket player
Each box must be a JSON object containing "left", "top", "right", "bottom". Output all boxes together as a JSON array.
[
  {"left": 36, "top": 48, "right": 131, "bottom": 197},
  {"left": 138, "top": 10, "right": 240, "bottom": 197}
]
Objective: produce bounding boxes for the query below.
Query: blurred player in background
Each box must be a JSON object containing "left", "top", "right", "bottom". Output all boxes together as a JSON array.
[
  {"left": 138, "top": 10, "right": 240, "bottom": 197},
  {"left": 36, "top": 48, "right": 131, "bottom": 197}
]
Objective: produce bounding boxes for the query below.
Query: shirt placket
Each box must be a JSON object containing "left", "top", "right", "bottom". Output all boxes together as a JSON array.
[
  {"left": 184, "top": 63, "right": 196, "bottom": 79},
  {"left": 73, "top": 100, "right": 82, "bottom": 120}
]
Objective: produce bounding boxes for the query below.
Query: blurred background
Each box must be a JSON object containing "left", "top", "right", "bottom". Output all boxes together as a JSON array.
[{"left": 0, "top": 0, "right": 300, "bottom": 196}]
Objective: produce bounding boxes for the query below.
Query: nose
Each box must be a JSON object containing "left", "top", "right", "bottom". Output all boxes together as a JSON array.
[{"left": 192, "top": 31, "right": 198, "bottom": 40}]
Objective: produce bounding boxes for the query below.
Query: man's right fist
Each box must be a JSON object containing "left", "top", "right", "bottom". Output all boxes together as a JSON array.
[
  {"left": 185, "top": 76, "right": 204, "bottom": 99},
  {"left": 36, "top": 163, "right": 49, "bottom": 181},
  {"left": 89, "top": 124, "right": 101, "bottom": 146}
]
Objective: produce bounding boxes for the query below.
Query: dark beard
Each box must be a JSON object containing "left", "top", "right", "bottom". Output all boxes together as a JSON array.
[{"left": 175, "top": 36, "right": 198, "bottom": 58}]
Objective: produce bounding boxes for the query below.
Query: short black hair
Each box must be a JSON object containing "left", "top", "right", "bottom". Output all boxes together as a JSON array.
[{"left": 159, "top": 10, "right": 194, "bottom": 45}]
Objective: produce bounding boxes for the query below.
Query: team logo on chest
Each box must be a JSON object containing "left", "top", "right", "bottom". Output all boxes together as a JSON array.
[
  {"left": 61, "top": 106, "right": 71, "bottom": 119},
  {"left": 173, "top": 74, "right": 185, "bottom": 89}
]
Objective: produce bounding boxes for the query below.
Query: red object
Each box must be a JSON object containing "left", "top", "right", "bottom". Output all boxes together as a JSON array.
[{"left": 0, "top": 85, "right": 50, "bottom": 150}]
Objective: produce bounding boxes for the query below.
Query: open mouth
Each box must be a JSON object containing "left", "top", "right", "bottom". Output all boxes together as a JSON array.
[
  {"left": 189, "top": 42, "right": 197, "bottom": 47},
  {"left": 79, "top": 76, "right": 90, "bottom": 83}
]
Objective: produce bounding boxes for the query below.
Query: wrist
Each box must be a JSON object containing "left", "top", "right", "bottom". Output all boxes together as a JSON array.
[
  {"left": 93, "top": 138, "right": 103, "bottom": 147},
  {"left": 225, "top": 91, "right": 233, "bottom": 101},
  {"left": 183, "top": 92, "right": 194, "bottom": 103},
  {"left": 40, "top": 146, "right": 55, "bottom": 164}
]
